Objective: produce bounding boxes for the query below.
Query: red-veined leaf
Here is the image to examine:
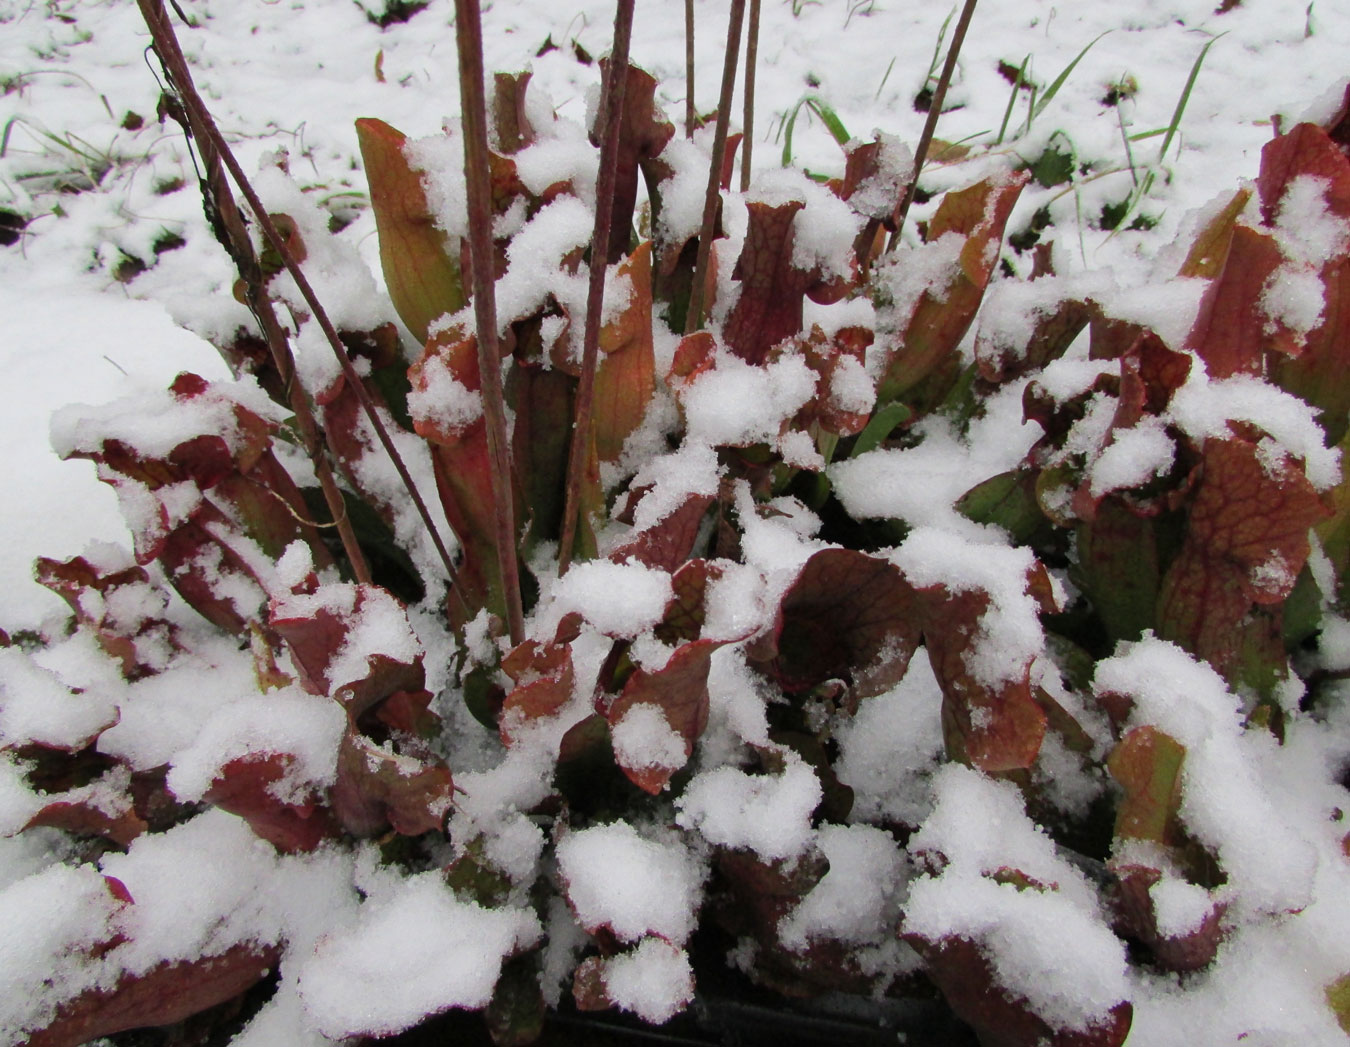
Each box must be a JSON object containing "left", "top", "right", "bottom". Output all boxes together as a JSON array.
[
  {"left": 26, "top": 943, "right": 281, "bottom": 1047},
  {"left": 877, "top": 171, "right": 1029, "bottom": 404}
]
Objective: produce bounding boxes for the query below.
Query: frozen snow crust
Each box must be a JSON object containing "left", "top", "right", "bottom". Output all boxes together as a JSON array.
[{"left": 5, "top": 1, "right": 1350, "bottom": 1045}]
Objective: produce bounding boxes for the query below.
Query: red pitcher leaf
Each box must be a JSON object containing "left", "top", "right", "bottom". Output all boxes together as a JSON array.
[
  {"left": 500, "top": 632, "right": 576, "bottom": 745},
  {"left": 609, "top": 493, "right": 715, "bottom": 573},
  {"left": 1087, "top": 315, "right": 1150, "bottom": 363},
  {"left": 269, "top": 584, "right": 426, "bottom": 719},
  {"left": 929, "top": 171, "right": 1032, "bottom": 284},
  {"left": 723, "top": 199, "right": 812, "bottom": 365},
  {"left": 409, "top": 327, "right": 509, "bottom": 624},
  {"left": 934, "top": 657, "right": 1047, "bottom": 774},
  {"left": 766, "top": 548, "right": 920, "bottom": 700},
  {"left": 35, "top": 554, "right": 178, "bottom": 680},
  {"left": 316, "top": 648, "right": 424, "bottom": 723},
  {"left": 918, "top": 585, "right": 1047, "bottom": 773},
  {"left": 1075, "top": 499, "right": 1161, "bottom": 645},
  {"left": 1183, "top": 224, "right": 1284, "bottom": 378},
  {"left": 976, "top": 296, "right": 1092, "bottom": 385},
  {"left": 1177, "top": 187, "right": 1252, "bottom": 279},
  {"left": 168, "top": 372, "right": 276, "bottom": 479},
  {"left": 1256, "top": 121, "right": 1350, "bottom": 226},
  {"left": 836, "top": 139, "right": 892, "bottom": 269},
  {"left": 210, "top": 467, "right": 321, "bottom": 565},
  {"left": 202, "top": 752, "right": 335, "bottom": 853},
  {"left": 492, "top": 71, "right": 536, "bottom": 155},
  {"left": 509, "top": 361, "right": 577, "bottom": 552},
  {"left": 594, "top": 241, "right": 657, "bottom": 462},
  {"left": 1186, "top": 437, "right": 1329, "bottom": 603},
  {"left": 668, "top": 329, "right": 718, "bottom": 386},
  {"left": 356, "top": 117, "right": 466, "bottom": 343},
  {"left": 1118, "top": 331, "right": 1192, "bottom": 421},
  {"left": 903, "top": 934, "right": 1132, "bottom": 1047},
  {"left": 791, "top": 325, "right": 876, "bottom": 437},
  {"left": 374, "top": 689, "right": 441, "bottom": 739},
  {"left": 27, "top": 942, "right": 282, "bottom": 1047},
  {"left": 1155, "top": 547, "right": 1255, "bottom": 685},
  {"left": 877, "top": 171, "right": 1029, "bottom": 404},
  {"left": 331, "top": 729, "right": 454, "bottom": 837},
  {"left": 157, "top": 513, "right": 268, "bottom": 635},
  {"left": 595, "top": 63, "right": 675, "bottom": 264},
  {"left": 654, "top": 558, "right": 726, "bottom": 646},
  {"left": 716, "top": 845, "right": 830, "bottom": 941},
  {"left": 1268, "top": 254, "right": 1350, "bottom": 446},
  {"left": 1107, "top": 726, "right": 1186, "bottom": 846},
  {"left": 571, "top": 940, "right": 693, "bottom": 1024},
  {"left": 25, "top": 785, "right": 146, "bottom": 847},
  {"left": 572, "top": 956, "right": 613, "bottom": 1012},
  {"left": 1111, "top": 865, "right": 1226, "bottom": 972},
  {"left": 606, "top": 639, "right": 723, "bottom": 793}
]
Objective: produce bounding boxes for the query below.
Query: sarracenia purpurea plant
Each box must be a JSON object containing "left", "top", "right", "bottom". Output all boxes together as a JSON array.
[{"left": 10, "top": 0, "right": 1350, "bottom": 1044}]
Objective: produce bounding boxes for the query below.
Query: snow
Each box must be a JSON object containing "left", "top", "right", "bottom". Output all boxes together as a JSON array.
[
  {"left": 0, "top": 647, "right": 117, "bottom": 751},
  {"left": 778, "top": 823, "right": 906, "bottom": 949},
  {"left": 297, "top": 870, "right": 542, "bottom": 1037},
  {"left": 1089, "top": 417, "right": 1176, "bottom": 498},
  {"left": 555, "top": 821, "right": 701, "bottom": 944},
  {"left": 1094, "top": 638, "right": 1320, "bottom": 917},
  {"left": 1168, "top": 372, "right": 1340, "bottom": 489},
  {"left": 676, "top": 756, "right": 822, "bottom": 863},
  {"left": 610, "top": 703, "right": 687, "bottom": 776},
  {"left": 834, "top": 648, "right": 946, "bottom": 827},
  {"left": 407, "top": 351, "right": 484, "bottom": 434},
  {"left": 545, "top": 558, "right": 672, "bottom": 639},
  {"left": 166, "top": 689, "right": 347, "bottom": 805},
  {"left": 681, "top": 350, "right": 818, "bottom": 448},
  {"left": 600, "top": 937, "right": 695, "bottom": 1024},
  {"left": 903, "top": 765, "right": 1131, "bottom": 1033}
]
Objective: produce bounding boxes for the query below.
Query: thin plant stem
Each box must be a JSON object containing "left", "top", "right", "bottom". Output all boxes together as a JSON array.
[
  {"left": 454, "top": 0, "right": 526, "bottom": 646},
  {"left": 741, "top": 0, "right": 761, "bottom": 192},
  {"left": 558, "top": 0, "right": 636, "bottom": 575},
  {"left": 685, "top": 0, "right": 747, "bottom": 334},
  {"left": 136, "top": 0, "right": 375, "bottom": 586},
  {"left": 139, "top": 0, "right": 476, "bottom": 616},
  {"left": 685, "top": 0, "right": 695, "bottom": 136},
  {"left": 887, "top": 0, "right": 979, "bottom": 250}
]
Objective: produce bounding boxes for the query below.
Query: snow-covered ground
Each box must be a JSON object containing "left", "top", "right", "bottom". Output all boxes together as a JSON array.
[{"left": 4, "top": 0, "right": 1350, "bottom": 1044}]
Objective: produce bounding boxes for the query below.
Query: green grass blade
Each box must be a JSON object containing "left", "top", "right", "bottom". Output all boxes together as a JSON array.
[
  {"left": 778, "top": 99, "right": 804, "bottom": 166},
  {"left": 875, "top": 56, "right": 896, "bottom": 100},
  {"left": 0, "top": 117, "right": 19, "bottom": 158},
  {"left": 1156, "top": 33, "right": 1224, "bottom": 163},
  {"left": 807, "top": 97, "right": 850, "bottom": 146},
  {"left": 778, "top": 94, "right": 850, "bottom": 166},
  {"left": 994, "top": 54, "right": 1029, "bottom": 144},
  {"left": 1030, "top": 31, "right": 1109, "bottom": 123},
  {"left": 926, "top": 7, "right": 956, "bottom": 83}
]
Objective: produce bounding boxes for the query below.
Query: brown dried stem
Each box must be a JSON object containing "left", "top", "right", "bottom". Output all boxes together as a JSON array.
[
  {"left": 740, "top": 0, "right": 762, "bottom": 193},
  {"left": 454, "top": 0, "right": 526, "bottom": 646},
  {"left": 136, "top": 0, "right": 372, "bottom": 586},
  {"left": 685, "top": 0, "right": 695, "bottom": 137},
  {"left": 685, "top": 0, "right": 747, "bottom": 334},
  {"left": 557, "top": 0, "right": 637, "bottom": 576},
  {"left": 888, "top": 0, "right": 980, "bottom": 250}
]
